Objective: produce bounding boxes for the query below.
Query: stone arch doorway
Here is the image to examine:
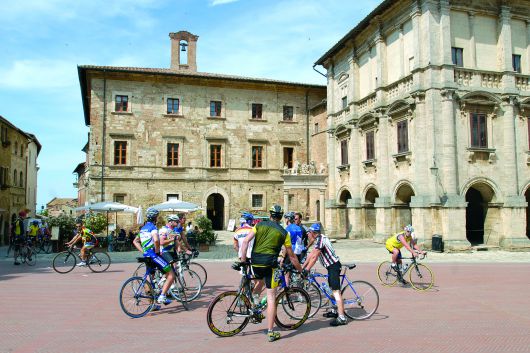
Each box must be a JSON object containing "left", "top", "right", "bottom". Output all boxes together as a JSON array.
[
  {"left": 394, "top": 183, "right": 414, "bottom": 230},
  {"left": 465, "top": 183, "right": 495, "bottom": 245},
  {"left": 526, "top": 188, "right": 530, "bottom": 239},
  {"left": 364, "top": 187, "right": 378, "bottom": 237},
  {"left": 207, "top": 193, "right": 225, "bottom": 230},
  {"left": 338, "top": 189, "right": 352, "bottom": 237}
]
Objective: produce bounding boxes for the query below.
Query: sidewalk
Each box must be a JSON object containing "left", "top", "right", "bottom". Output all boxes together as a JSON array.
[{"left": 2, "top": 230, "right": 529, "bottom": 264}]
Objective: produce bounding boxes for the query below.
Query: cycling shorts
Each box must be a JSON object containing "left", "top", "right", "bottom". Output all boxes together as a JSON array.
[
  {"left": 145, "top": 253, "right": 172, "bottom": 274},
  {"left": 83, "top": 242, "right": 95, "bottom": 250},
  {"left": 386, "top": 244, "right": 403, "bottom": 259},
  {"left": 251, "top": 266, "right": 280, "bottom": 289},
  {"left": 327, "top": 261, "right": 342, "bottom": 291}
]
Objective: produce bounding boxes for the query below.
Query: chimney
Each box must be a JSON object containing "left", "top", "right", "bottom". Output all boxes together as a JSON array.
[{"left": 169, "top": 31, "right": 199, "bottom": 72}]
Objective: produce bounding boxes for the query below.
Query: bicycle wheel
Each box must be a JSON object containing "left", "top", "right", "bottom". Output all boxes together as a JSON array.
[
  {"left": 342, "top": 280, "right": 379, "bottom": 320},
  {"left": 88, "top": 251, "right": 111, "bottom": 273},
  {"left": 304, "top": 281, "right": 322, "bottom": 318},
  {"left": 409, "top": 263, "right": 434, "bottom": 291},
  {"left": 52, "top": 251, "right": 77, "bottom": 274},
  {"left": 119, "top": 276, "right": 155, "bottom": 318},
  {"left": 133, "top": 263, "right": 145, "bottom": 277},
  {"left": 377, "top": 261, "right": 398, "bottom": 286},
  {"left": 189, "top": 262, "right": 207, "bottom": 286},
  {"left": 34, "top": 241, "right": 43, "bottom": 254},
  {"left": 170, "top": 269, "right": 202, "bottom": 302},
  {"left": 173, "top": 271, "right": 189, "bottom": 310},
  {"left": 206, "top": 291, "right": 251, "bottom": 337},
  {"left": 275, "top": 287, "right": 311, "bottom": 330},
  {"left": 25, "top": 247, "right": 36, "bottom": 266},
  {"left": 43, "top": 240, "right": 52, "bottom": 254}
]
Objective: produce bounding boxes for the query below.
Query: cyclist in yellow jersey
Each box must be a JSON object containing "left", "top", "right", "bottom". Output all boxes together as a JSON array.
[
  {"left": 385, "top": 225, "right": 425, "bottom": 283},
  {"left": 27, "top": 220, "right": 40, "bottom": 245},
  {"left": 66, "top": 218, "right": 97, "bottom": 267},
  {"left": 240, "top": 204, "right": 303, "bottom": 343}
]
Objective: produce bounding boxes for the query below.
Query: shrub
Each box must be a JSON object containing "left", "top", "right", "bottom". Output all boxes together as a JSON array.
[
  {"left": 195, "top": 216, "right": 217, "bottom": 244},
  {"left": 84, "top": 213, "right": 108, "bottom": 234}
]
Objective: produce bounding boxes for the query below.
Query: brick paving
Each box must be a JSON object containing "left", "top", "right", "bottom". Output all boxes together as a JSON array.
[{"left": 1, "top": 233, "right": 529, "bottom": 353}]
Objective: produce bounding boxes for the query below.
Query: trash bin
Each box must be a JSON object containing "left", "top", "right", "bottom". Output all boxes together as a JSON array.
[{"left": 431, "top": 234, "right": 444, "bottom": 252}]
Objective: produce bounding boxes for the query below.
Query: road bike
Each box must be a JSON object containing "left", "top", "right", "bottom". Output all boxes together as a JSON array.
[
  {"left": 52, "top": 246, "right": 111, "bottom": 273},
  {"left": 34, "top": 236, "right": 52, "bottom": 254},
  {"left": 119, "top": 257, "right": 192, "bottom": 318},
  {"left": 377, "top": 253, "right": 434, "bottom": 290},
  {"left": 206, "top": 262, "right": 311, "bottom": 337},
  {"left": 14, "top": 240, "right": 36, "bottom": 266},
  {"left": 291, "top": 263, "right": 379, "bottom": 320}
]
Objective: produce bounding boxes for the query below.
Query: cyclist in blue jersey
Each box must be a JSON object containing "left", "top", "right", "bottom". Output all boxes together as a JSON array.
[{"left": 133, "top": 208, "right": 175, "bottom": 305}]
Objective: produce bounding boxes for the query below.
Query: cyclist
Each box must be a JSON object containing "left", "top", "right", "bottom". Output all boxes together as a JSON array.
[
  {"left": 27, "top": 220, "right": 40, "bottom": 246},
  {"left": 385, "top": 224, "right": 426, "bottom": 284},
  {"left": 233, "top": 212, "right": 254, "bottom": 259},
  {"left": 65, "top": 218, "right": 97, "bottom": 267},
  {"left": 133, "top": 208, "right": 176, "bottom": 305},
  {"left": 302, "top": 223, "right": 348, "bottom": 327},
  {"left": 159, "top": 214, "right": 180, "bottom": 263},
  {"left": 12, "top": 212, "right": 26, "bottom": 265},
  {"left": 282, "top": 212, "right": 304, "bottom": 262},
  {"left": 240, "top": 204, "right": 303, "bottom": 342},
  {"left": 175, "top": 214, "right": 193, "bottom": 254},
  {"left": 294, "top": 212, "right": 309, "bottom": 260}
]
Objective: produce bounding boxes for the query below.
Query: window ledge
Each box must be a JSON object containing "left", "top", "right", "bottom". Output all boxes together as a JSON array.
[
  {"left": 109, "top": 165, "right": 133, "bottom": 169},
  {"left": 162, "top": 166, "right": 187, "bottom": 171},
  {"left": 392, "top": 151, "right": 412, "bottom": 166},
  {"left": 337, "top": 164, "right": 350, "bottom": 172},
  {"left": 163, "top": 114, "right": 184, "bottom": 118},
  {"left": 207, "top": 116, "right": 225, "bottom": 120},
  {"left": 467, "top": 147, "right": 496, "bottom": 163},
  {"left": 249, "top": 118, "right": 267, "bottom": 122},
  {"left": 362, "top": 159, "right": 377, "bottom": 172},
  {"left": 111, "top": 111, "right": 133, "bottom": 115},
  {"left": 249, "top": 168, "right": 269, "bottom": 172},
  {"left": 278, "top": 120, "right": 297, "bottom": 124},
  {"left": 206, "top": 167, "right": 228, "bottom": 171}
]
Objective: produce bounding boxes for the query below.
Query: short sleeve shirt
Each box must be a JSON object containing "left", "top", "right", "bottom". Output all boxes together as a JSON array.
[
  {"left": 251, "top": 220, "right": 291, "bottom": 267},
  {"left": 234, "top": 224, "right": 254, "bottom": 258}
]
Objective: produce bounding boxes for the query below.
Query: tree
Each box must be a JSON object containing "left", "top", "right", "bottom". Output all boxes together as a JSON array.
[{"left": 84, "top": 213, "right": 108, "bottom": 234}]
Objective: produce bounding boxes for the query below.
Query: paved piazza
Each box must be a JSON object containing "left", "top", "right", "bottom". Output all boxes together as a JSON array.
[{"left": 1, "top": 236, "right": 529, "bottom": 353}]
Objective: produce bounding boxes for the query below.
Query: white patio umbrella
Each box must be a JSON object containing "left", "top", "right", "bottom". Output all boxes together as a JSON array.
[
  {"left": 136, "top": 206, "right": 144, "bottom": 225},
  {"left": 75, "top": 201, "right": 139, "bottom": 236},
  {"left": 150, "top": 200, "right": 202, "bottom": 213}
]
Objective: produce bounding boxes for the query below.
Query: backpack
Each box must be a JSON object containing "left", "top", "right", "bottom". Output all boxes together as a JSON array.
[{"left": 14, "top": 219, "right": 22, "bottom": 236}]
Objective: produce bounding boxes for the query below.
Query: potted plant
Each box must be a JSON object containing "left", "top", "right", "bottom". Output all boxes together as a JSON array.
[{"left": 195, "top": 216, "right": 216, "bottom": 251}]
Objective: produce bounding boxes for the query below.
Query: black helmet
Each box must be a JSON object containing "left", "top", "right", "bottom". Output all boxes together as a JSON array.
[
  {"left": 75, "top": 217, "right": 84, "bottom": 225},
  {"left": 269, "top": 204, "right": 284, "bottom": 219},
  {"left": 146, "top": 208, "right": 159, "bottom": 221},
  {"left": 284, "top": 211, "right": 295, "bottom": 222}
]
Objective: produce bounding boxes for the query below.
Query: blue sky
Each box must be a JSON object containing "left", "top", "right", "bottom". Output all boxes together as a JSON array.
[{"left": 0, "top": 0, "right": 378, "bottom": 210}]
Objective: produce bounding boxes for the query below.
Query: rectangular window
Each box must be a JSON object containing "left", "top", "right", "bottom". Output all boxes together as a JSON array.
[
  {"left": 210, "top": 100, "right": 222, "bottom": 117},
  {"left": 283, "top": 147, "right": 294, "bottom": 169},
  {"left": 342, "top": 96, "right": 348, "bottom": 110},
  {"left": 314, "top": 123, "right": 319, "bottom": 134},
  {"left": 340, "top": 139, "right": 348, "bottom": 165},
  {"left": 252, "top": 103, "right": 263, "bottom": 119},
  {"left": 366, "top": 131, "right": 375, "bottom": 160},
  {"left": 113, "top": 194, "right": 125, "bottom": 203},
  {"left": 513, "top": 54, "right": 522, "bottom": 73},
  {"left": 451, "top": 47, "right": 463, "bottom": 67},
  {"left": 115, "top": 95, "right": 128, "bottom": 112},
  {"left": 470, "top": 113, "right": 487, "bottom": 148},
  {"left": 1, "top": 126, "right": 7, "bottom": 143},
  {"left": 166, "top": 194, "right": 179, "bottom": 201},
  {"left": 251, "top": 146, "right": 263, "bottom": 168},
  {"left": 167, "top": 143, "right": 180, "bottom": 166},
  {"left": 114, "top": 141, "right": 127, "bottom": 165},
  {"left": 397, "top": 120, "right": 409, "bottom": 153},
  {"left": 210, "top": 144, "right": 222, "bottom": 167},
  {"left": 252, "top": 194, "right": 263, "bottom": 208},
  {"left": 283, "top": 106, "right": 294, "bottom": 121},
  {"left": 167, "top": 98, "right": 180, "bottom": 114}
]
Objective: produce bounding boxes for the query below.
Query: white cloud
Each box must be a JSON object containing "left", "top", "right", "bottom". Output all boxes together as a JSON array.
[
  {"left": 210, "top": 0, "right": 240, "bottom": 6},
  {"left": 0, "top": 59, "right": 78, "bottom": 90}
]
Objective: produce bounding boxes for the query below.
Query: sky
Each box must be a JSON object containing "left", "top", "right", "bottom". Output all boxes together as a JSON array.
[{"left": 0, "top": 0, "right": 379, "bottom": 210}]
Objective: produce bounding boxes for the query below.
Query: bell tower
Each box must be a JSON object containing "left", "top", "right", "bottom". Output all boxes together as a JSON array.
[{"left": 169, "top": 31, "right": 199, "bottom": 72}]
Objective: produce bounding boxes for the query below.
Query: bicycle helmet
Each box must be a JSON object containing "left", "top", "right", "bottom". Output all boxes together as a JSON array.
[
  {"left": 309, "top": 223, "right": 321, "bottom": 233},
  {"left": 269, "top": 204, "right": 284, "bottom": 219},
  {"left": 284, "top": 211, "right": 295, "bottom": 222},
  {"left": 32, "top": 220, "right": 39, "bottom": 225},
  {"left": 167, "top": 214, "right": 180, "bottom": 222},
  {"left": 404, "top": 224, "right": 414, "bottom": 233},
  {"left": 241, "top": 212, "right": 254, "bottom": 223},
  {"left": 146, "top": 207, "right": 159, "bottom": 221}
]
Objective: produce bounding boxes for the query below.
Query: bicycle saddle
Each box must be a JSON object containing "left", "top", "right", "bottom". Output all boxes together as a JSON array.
[{"left": 342, "top": 263, "right": 356, "bottom": 270}]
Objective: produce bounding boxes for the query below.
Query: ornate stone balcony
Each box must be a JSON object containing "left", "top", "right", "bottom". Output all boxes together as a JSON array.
[
  {"left": 454, "top": 68, "right": 503, "bottom": 89},
  {"left": 516, "top": 75, "right": 530, "bottom": 92}
]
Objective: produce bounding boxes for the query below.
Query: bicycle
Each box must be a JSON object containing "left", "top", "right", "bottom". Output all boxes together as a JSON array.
[
  {"left": 14, "top": 240, "right": 36, "bottom": 266},
  {"left": 134, "top": 249, "right": 207, "bottom": 286},
  {"left": 291, "top": 263, "right": 379, "bottom": 320},
  {"left": 34, "top": 236, "right": 52, "bottom": 254},
  {"left": 52, "top": 245, "right": 111, "bottom": 273},
  {"left": 206, "top": 262, "right": 311, "bottom": 337},
  {"left": 377, "top": 253, "right": 434, "bottom": 290},
  {"left": 119, "top": 257, "right": 190, "bottom": 318}
]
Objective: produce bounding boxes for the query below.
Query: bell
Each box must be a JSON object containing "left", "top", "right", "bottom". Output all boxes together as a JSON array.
[{"left": 180, "top": 42, "right": 188, "bottom": 52}]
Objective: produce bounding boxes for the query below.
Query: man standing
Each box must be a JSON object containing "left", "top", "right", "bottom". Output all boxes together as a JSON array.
[
  {"left": 294, "top": 212, "right": 309, "bottom": 261},
  {"left": 240, "top": 204, "right": 303, "bottom": 342}
]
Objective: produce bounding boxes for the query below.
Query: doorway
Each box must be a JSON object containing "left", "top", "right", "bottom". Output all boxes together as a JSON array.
[
  {"left": 466, "top": 187, "right": 484, "bottom": 245},
  {"left": 207, "top": 193, "right": 224, "bottom": 230},
  {"left": 338, "top": 189, "right": 352, "bottom": 237}
]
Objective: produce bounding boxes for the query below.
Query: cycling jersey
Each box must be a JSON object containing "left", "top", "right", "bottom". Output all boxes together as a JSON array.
[
  {"left": 285, "top": 223, "right": 304, "bottom": 255},
  {"left": 138, "top": 222, "right": 158, "bottom": 255},
  {"left": 234, "top": 224, "right": 253, "bottom": 258},
  {"left": 251, "top": 220, "right": 291, "bottom": 267},
  {"left": 27, "top": 225, "right": 39, "bottom": 237},
  {"left": 159, "top": 225, "right": 177, "bottom": 253},
  {"left": 385, "top": 231, "right": 413, "bottom": 251},
  {"left": 313, "top": 233, "right": 340, "bottom": 268},
  {"left": 78, "top": 227, "right": 96, "bottom": 244}
]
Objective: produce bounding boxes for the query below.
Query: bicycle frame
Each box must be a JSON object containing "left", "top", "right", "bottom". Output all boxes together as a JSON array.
[{"left": 307, "top": 269, "right": 361, "bottom": 307}]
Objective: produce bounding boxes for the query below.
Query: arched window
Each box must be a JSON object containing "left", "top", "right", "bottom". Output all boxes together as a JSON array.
[
  {"left": 14, "top": 141, "right": 18, "bottom": 155},
  {"left": 19, "top": 171, "right": 23, "bottom": 187},
  {"left": 13, "top": 169, "right": 17, "bottom": 186}
]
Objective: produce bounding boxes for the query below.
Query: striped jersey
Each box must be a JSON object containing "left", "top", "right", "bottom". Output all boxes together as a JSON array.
[
  {"left": 313, "top": 233, "right": 340, "bottom": 268},
  {"left": 234, "top": 224, "right": 253, "bottom": 258},
  {"left": 138, "top": 222, "right": 158, "bottom": 255}
]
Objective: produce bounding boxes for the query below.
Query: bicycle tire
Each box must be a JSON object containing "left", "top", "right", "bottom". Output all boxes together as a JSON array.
[
  {"left": 173, "top": 270, "right": 189, "bottom": 310},
  {"left": 206, "top": 291, "right": 251, "bottom": 337},
  {"left": 275, "top": 287, "right": 311, "bottom": 330},
  {"left": 377, "top": 261, "right": 398, "bottom": 286},
  {"left": 52, "top": 251, "right": 77, "bottom": 274},
  {"left": 25, "top": 247, "right": 36, "bottom": 266},
  {"left": 409, "top": 263, "right": 434, "bottom": 291},
  {"left": 88, "top": 251, "right": 111, "bottom": 273},
  {"left": 133, "top": 263, "right": 145, "bottom": 277},
  {"left": 190, "top": 262, "right": 207, "bottom": 286},
  {"left": 341, "top": 280, "right": 379, "bottom": 320},
  {"left": 305, "top": 281, "right": 322, "bottom": 318},
  {"left": 119, "top": 276, "right": 155, "bottom": 318},
  {"left": 34, "top": 242, "right": 43, "bottom": 254},
  {"left": 43, "top": 241, "right": 52, "bottom": 254},
  {"left": 170, "top": 269, "right": 202, "bottom": 302}
]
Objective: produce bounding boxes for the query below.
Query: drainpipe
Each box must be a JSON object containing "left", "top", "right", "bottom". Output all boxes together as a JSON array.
[
  {"left": 101, "top": 71, "right": 107, "bottom": 202},
  {"left": 312, "top": 64, "right": 327, "bottom": 78},
  {"left": 306, "top": 90, "right": 310, "bottom": 213}
]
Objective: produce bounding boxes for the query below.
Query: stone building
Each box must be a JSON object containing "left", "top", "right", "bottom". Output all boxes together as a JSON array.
[
  {"left": 46, "top": 197, "right": 77, "bottom": 218},
  {"left": 77, "top": 31, "right": 326, "bottom": 230},
  {"left": 314, "top": 0, "right": 530, "bottom": 250},
  {"left": 0, "top": 115, "right": 41, "bottom": 245}
]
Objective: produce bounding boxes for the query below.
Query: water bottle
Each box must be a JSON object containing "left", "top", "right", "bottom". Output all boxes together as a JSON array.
[{"left": 321, "top": 282, "right": 333, "bottom": 297}]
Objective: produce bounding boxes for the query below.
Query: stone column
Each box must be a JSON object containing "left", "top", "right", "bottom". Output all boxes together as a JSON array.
[
  {"left": 527, "top": 20, "right": 530, "bottom": 72},
  {"left": 374, "top": 113, "right": 391, "bottom": 243},
  {"left": 283, "top": 190, "right": 289, "bottom": 213},
  {"left": 440, "top": 89, "right": 458, "bottom": 196},
  {"left": 374, "top": 197, "right": 392, "bottom": 243},
  {"left": 373, "top": 19, "right": 386, "bottom": 89},
  {"left": 325, "top": 120, "right": 338, "bottom": 236},
  {"left": 498, "top": 6, "right": 513, "bottom": 72},
  {"left": 319, "top": 190, "right": 326, "bottom": 228},
  {"left": 439, "top": 0, "right": 454, "bottom": 83},
  {"left": 468, "top": 11, "right": 477, "bottom": 69},
  {"left": 411, "top": 0, "right": 421, "bottom": 70},
  {"left": 399, "top": 25, "right": 405, "bottom": 78}
]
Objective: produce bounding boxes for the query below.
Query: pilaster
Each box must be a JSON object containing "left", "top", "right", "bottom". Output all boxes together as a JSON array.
[
  {"left": 498, "top": 5, "right": 513, "bottom": 72},
  {"left": 468, "top": 11, "right": 476, "bottom": 69},
  {"left": 439, "top": 0, "right": 452, "bottom": 67},
  {"left": 499, "top": 206, "right": 530, "bottom": 250},
  {"left": 440, "top": 89, "right": 458, "bottom": 195},
  {"left": 500, "top": 95, "right": 519, "bottom": 195},
  {"left": 374, "top": 196, "right": 392, "bottom": 243}
]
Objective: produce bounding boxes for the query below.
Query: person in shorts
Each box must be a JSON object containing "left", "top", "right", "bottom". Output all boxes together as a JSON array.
[{"left": 65, "top": 218, "right": 97, "bottom": 267}]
